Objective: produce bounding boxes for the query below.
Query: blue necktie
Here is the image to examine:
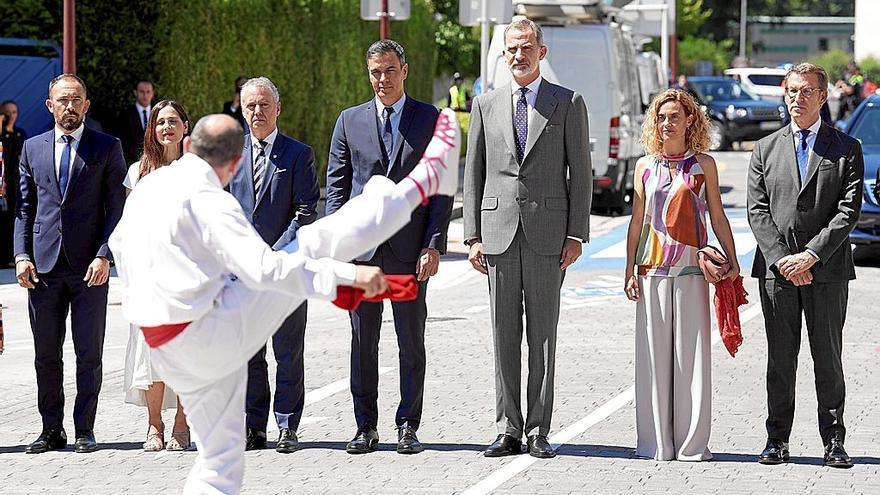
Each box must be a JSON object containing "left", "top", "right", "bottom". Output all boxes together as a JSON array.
[
  {"left": 59, "top": 134, "right": 73, "bottom": 197},
  {"left": 796, "top": 129, "right": 810, "bottom": 182},
  {"left": 381, "top": 106, "right": 394, "bottom": 171},
  {"left": 514, "top": 87, "right": 528, "bottom": 162}
]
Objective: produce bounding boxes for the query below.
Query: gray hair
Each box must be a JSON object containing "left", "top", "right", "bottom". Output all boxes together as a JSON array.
[
  {"left": 366, "top": 39, "right": 406, "bottom": 65},
  {"left": 784, "top": 62, "right": 828, "bottom": 90},
  {"left": 48, "top": 73, "right": 88, "bottom": 97},
  {"left": 240, "top": 76, "right": 281, "bottom": 104},
  {"left": 189, "top": 114, "right": 245, "bottom": 168},
  {"left": 503, "top": 16, "right": 544, "bottom": 47}
]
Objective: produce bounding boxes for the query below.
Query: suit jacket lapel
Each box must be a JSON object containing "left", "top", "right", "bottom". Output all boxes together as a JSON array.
[
  {"left": 389, "top": 98, "right": 415, "bottom": 176},
  {"left": 363, "top": 102, "right": 384, "bottom": 174},
  {"left": 523, "top": 80, "right": 557, "bottom": 162},
  {"left": 778, "top": 126, "right": 801, "bottom": 192},
  {"left": 42, "top": 132, "right": 62, "bottom": 202},
  {"left": 239, "top": 135, "right": 256, "bottom": 211},
  {"left": 64, "top": 128, "right": 92, "bottom": 203},
  {"left": 799, "top": 123, "right": 832, "bottom": 194},
  {"left": 255, "top": 135, "right": 281, "bottom": 208},
  {"left": 499, "top": 84, "right": 518, "bottom": 160}
]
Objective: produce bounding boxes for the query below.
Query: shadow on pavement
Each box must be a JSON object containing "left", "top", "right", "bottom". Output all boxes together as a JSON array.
[{"left": 0, "top": 441, "right": 145, "bottom": 454}]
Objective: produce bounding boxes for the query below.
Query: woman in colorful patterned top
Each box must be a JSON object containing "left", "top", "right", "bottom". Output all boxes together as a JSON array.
[{"left": 624, "top": 89, "right": 739, "bottom": 461}]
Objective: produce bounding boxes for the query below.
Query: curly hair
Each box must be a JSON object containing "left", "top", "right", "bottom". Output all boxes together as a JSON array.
[{"left": 641, "top": 89, "right": 710, "bottom": 156}]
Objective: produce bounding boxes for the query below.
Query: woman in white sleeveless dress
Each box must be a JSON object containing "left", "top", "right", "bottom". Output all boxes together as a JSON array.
[{"left": 122, "top": 100, "right": 191, "bottom": 451}]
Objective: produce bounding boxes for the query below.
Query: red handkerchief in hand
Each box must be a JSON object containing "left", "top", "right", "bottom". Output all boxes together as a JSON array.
[
  {"left": 713, "top": 275, "right": 748, "bottom": 357},
  {"left": 333, "top": 274, "right": 419, "bottom": 311}
]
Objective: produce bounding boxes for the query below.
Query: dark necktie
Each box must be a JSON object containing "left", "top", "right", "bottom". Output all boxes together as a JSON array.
[
  {"left": 514, "top": 87, "right": 529, "bottom": 162},
  {"left": 796, "top": 129, "right": 810, "bottom": 182},
  {"left": 59, "top": 134, "right": 73, "bottom": 197},
  {"left": 142, "top": 108, "right": 148, "bottom": 129},
  {"left": 253, "top": 139, "right": 267, "bottom": 195},
  {"left": 382, "top": 106, "right": 395, "bottom": 169}
]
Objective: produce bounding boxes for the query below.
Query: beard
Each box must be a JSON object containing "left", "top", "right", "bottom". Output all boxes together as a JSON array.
[{"left": 58, "top": 112, "right": 83, "bottom": 131}]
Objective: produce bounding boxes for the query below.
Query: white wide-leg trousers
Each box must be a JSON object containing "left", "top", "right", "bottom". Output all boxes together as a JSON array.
[{"left": 634, "top": 274, "right": 713, "bottom": 462}]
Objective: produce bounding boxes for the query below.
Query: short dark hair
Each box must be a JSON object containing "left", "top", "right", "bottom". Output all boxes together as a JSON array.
[
  {"left": 0, "top": 99, "right": 16, "bottom": 109},
  {"left": 189, "top": 115, "right": 245, "bottom": 168},
  {"left": 784, "top": 63, "right": 828, "bottom": 90},
  {"left": 366, "top": 39, "right": 406, "bottom": 66},
  {"left": 135, "top": 80, "right": 153, "bottom": 89},
  {"left": 48, "top": 73, "right": 88, "bottom": 97}
]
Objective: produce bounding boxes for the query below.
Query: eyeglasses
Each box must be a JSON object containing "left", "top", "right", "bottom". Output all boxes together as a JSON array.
[{"left": 786, "top": 86, "right": 823, "bottom": 99}]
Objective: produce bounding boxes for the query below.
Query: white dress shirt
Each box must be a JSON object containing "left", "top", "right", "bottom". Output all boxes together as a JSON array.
[
  {"left": 510, "top": 76, "right": 543, "bottom": 127},
  {"left": 54, "top": 124, "right": 85, "bottom": 180},
  {"left": 135, "top": 102, "right": 151, "bottom": 129},
  {"left": 109, "top": 153, "right": 357, "bottom": 327},
  {"left": 252, "top": 127, "right": 278, "bottom": 163}
]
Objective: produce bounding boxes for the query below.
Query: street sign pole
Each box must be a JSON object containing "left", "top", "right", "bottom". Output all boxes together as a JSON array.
[
  {"left": 480, "top": 0, "right": 489, "bottom": 90},
  {"left": 380, "top": 0, "right": 390, "bottom": 39},
  {"left": 63, "top": 0, "right": 76, "bottom": 74}
]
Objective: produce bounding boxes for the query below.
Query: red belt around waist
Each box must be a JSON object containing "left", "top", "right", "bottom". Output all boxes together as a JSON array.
[{"left": 141, "top": 322, "right": 191, "bottom": 348}]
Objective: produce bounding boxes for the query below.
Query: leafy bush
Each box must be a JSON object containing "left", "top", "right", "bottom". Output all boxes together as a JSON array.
[
  {"left": 155, "top": 0, "right": 436, "bottom": 181},
  {"left": 677, "top": 36, "right": 734, "bottom": 75},
  {"left": 809, "top": 49, "right": 852, "bottom": 83}
]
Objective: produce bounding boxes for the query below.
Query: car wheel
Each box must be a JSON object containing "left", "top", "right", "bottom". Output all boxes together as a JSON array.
[{"left": 708, "top": 120, "right": 729, "bottom": 151}]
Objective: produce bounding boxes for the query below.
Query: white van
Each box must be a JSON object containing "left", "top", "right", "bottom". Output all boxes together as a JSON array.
[
  {"left": 724, "top": 67, "right": 786, "bottom": 102},
  {"left": 486, "top": 20, "right": 645, "bottom": 212}
]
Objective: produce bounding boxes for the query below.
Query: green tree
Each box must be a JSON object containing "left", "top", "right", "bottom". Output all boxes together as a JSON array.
[
  {"left": 432, "top": 0, "right": 481, "bottom": 78},
  {"left": 677, "top": 0, "right": 713, "bottom": 39},
  {"left": 678, "top": 36, "right": 735, "bottom": 75}
]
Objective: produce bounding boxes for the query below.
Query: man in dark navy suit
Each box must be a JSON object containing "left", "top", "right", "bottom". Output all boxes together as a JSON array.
[
  {"left": 14, "top": 74, "right": 127, "bottom": 454},
  {"left": 228, "top": 77, "right": 319, "bottom": 454},
  {"left": 326, "top": 40, "right": 452, "bottom": 455},
  {"left": 118, "top": 80, "right": 154, "bottom": 163}
]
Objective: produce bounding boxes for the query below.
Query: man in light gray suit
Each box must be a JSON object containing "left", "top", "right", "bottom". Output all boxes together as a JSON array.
[
  {"left": 463, "top": 16, "right": 591, "bottom": 459},
  {"left": 748, "top": 63, "right": 863, "bottom": 469}
]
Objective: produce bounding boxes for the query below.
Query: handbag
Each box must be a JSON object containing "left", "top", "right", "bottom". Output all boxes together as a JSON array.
[{"left": 697, "top": 245, "right": 730, "bottom": 283}]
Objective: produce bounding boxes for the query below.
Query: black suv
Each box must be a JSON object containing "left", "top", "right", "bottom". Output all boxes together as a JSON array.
[{"left": 688, "top": 76, "right": 786, "bottom": 150}]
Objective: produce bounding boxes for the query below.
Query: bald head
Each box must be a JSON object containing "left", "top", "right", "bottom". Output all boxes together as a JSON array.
[{"left": 189, "top": 114, "right": 245, "bottom": 168}]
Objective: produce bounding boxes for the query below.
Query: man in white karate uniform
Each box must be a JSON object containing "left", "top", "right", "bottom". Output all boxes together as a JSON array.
[{"left": 109, "top": 112, "right": 459, "bottom": 494}]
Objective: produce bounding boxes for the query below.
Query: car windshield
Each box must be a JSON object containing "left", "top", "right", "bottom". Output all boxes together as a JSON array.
[
  {"left": 748, "top": 74, "right": 785, "bottom": 87},
  {"left": 848, "top": 107, "right": 880, "bottom": 145},
  {"left": 692, "top": 80, "right": 760, "bottom": 102}
]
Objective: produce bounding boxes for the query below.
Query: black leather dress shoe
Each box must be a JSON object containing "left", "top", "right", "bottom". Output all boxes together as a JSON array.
[
  {"left": 824, "top": 436, "right": 853, "bottom": 468},
  {"left": 484, "top": 434, "right": 524, "bottom": 457},
  {"left": 245, "top": 428, "right": 267, "bottom": 451},
  {"left": 527, "top": 435, "right": 556, "bottom": 458},
  {"left": 25, "top": 429, "right": 67, "bottom": 454},
  {"left": 275, "top": 428, "right": 299, "bottom": 454},
  {"left": 758, "top": 438, "right": 789, "bottom": 465},
  {"left": 346, "top": 428, "right": 379, "bottom": 454},
  {"left": 74, "top": 431, "right": 98, "bottom": 453},
  {"left": 396, "top": 426, "right": 424, "bottom": 454}
]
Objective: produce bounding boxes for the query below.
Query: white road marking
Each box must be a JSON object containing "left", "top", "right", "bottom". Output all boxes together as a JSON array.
[
  {"left": 463, "top": 303, "right": 764, "bottom": 495},
  {"left": 464, "top": 305, "right": 489, "bottom": 314},
  {"left": 264, "top": 367, "right": 396, "bottom": 434}
]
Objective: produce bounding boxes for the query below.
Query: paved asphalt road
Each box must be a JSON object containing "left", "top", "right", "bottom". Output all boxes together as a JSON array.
[{"left": 0, "top": 151, "right": 878, "bottom": 494}]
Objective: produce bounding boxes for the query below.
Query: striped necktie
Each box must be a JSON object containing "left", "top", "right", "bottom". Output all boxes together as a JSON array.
[{"left": 253, "top": 139, "right": 267, "bottom": 195}]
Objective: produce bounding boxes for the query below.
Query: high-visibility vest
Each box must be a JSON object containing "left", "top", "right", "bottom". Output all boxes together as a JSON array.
[{"left": 449, "top": 85, "right": 467, "bottom": 110}]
